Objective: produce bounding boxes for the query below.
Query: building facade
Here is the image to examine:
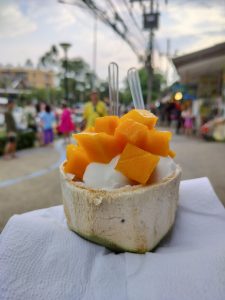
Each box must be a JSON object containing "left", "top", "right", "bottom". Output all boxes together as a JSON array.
[
  {"left": 0, "top": 67, "right": 55, "bottom": 90},
  {"left": 173, "top": 42, "right": 225, "bottom": 102},
  {"left": 172, "top": 42, "right": 225, "bottom": 131}
]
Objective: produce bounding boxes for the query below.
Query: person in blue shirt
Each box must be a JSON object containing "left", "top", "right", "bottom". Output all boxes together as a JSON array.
[{"left": 40, "top": 104, "right": 55, "bottom": 145}]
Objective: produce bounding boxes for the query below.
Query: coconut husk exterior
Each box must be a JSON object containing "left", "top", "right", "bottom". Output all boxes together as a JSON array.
[{"left": 59, "top": 163, "right": 182, "bottom": 253}]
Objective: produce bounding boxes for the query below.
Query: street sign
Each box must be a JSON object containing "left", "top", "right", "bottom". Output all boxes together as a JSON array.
[{"left": 143, "top": 13, "right": 159, "bottom": 30}]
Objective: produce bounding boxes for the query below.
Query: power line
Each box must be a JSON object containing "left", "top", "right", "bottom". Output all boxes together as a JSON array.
[
  {"left": 120, "top": 1, "right": 147, "bottom": 49},
  {"left": 62, "top": 0, "right": 143, "bottom": 58},
  {"left": 118, "top": 0, "right": 147, "bottom": 47},
  {"left": 105, "top": 0, "right": 127, "bottom": 32},
  {"left": 121, "top": 0, "right": 144, "bottom": 36},
  {"left": 105, "top": 0, "right": 146, "bottom": 48}
]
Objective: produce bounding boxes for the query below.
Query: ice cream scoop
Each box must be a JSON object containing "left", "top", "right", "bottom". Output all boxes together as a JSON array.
[{"left": 83, "top": 156, "right": 130, "bottom": 190}]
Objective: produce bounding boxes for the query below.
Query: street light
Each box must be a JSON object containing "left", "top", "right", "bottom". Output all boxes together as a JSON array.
[
  {"left": 60, "top": 42, "right": 71, "bottom": 104},
  {"left": 174, "top": 92, "right": 183, "bottom": 101}
]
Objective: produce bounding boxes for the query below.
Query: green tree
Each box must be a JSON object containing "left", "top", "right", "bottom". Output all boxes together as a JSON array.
[
  {"left": 99, "top": 81, "right": 109, "bottom": 99},
  {"left": 24, "top": 59, "right": 33, "bottom": 68},
  {"left": 38, "top": 44, "right": 102, "bottom": 105},
  {"left": 60, "top": 58, "right": 94, "bottom": 103},
  {"left": 38, "top": 45, "right": 59, "bottom": 69},
  {"left": 121, "top": 67, "right": 165, "bottom": 105},
  {"left": 32, "top": 88, "right": 64, "bottom": 105},
  {"left": 137, "top": 68, "right": 165, "bottom": 102}
]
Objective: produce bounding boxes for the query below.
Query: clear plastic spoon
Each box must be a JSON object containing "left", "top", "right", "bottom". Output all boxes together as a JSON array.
[
  {"left": 108, "top": 62, "right": 119, "bottom": 115},
  {"left": 127, "top": 67, "right": 145, "bottom": 109}
]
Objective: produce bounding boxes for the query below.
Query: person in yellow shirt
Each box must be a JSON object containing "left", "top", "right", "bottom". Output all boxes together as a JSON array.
[{"left": 83, "top": 90, "right": 107, "bottom": 128}]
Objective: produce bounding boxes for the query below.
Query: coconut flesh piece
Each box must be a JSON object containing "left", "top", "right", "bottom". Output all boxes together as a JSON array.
[
  {"left": 60, "top": 154, "right": 181, "bottom": 253},
  {"left": 83, "top": 155, "right": 177, "bottom": 190},
  {"left": 83, "top": 156, "right": 131, "bottom": 190}
]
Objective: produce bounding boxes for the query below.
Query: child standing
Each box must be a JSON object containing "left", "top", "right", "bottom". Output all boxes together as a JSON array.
[
  {"left": 4, "top": 99, "right": 17, "bottom": 159},
  {"left": 59, "top": 102, "right": 75, "bottom": 144},
  {"left": 40, "top": 104, "right": 55, "bottom": 145},
  {"left": 183, "top": 108, "right": 193, "bottom": 136}
]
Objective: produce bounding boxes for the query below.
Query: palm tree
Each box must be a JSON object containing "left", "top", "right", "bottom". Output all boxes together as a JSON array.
[
  {"left": 25, "top": 59, "right": 33, "bottom": 68},
  {"left": 38, "top": 45, "right": 59, "bottom": 69}
]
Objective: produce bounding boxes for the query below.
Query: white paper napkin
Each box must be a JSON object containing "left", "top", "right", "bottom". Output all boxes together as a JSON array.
[{"left": 0, "top": 177, "right": 225, "bottom": 300}]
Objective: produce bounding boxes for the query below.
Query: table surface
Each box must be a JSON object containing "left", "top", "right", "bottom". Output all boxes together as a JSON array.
[{"left": 0, "top": 177, "right": 225, "bottom": 300}]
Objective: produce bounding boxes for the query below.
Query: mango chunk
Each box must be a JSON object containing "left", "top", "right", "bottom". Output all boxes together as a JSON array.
[
  {"left": 66, "top": 144, "right": 76, "bottom": 161},
  {"left": 120, "top": 109, "right": 158, "bottom": 129},
  {"left": 115, "top": 143, "right": 160, "bottom": 184},
  {"left": 114, "top": 118, "right": 148, "bottom": 148},
  {"left": 64, "top": 144, "right": 90, "bottom": 179},
  {"left": 74, "top": 132, "right": 124, "bottom": 164},
  {"left": 143, "top": 130, "right": 172, "bottom": 157},
  {"left": 84, "top": 126, "right": 95, "bottom": 133},
  {"left": 95, "top": 116, "right": 119, "bottom": 135},
  {"left": 168, "top": 149, "right": 176, "bottom": 158}
]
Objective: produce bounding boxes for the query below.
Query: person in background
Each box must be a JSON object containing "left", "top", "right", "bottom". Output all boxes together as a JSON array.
[
  {"left": 24, "top": 101, "right": 36, "bottom": 131},
  {"left": 158, "top": 102, "right": 166, "bottom": 126},
  {"left": 40, "top": 104, "right": 55, "bottom": 145},
  {"left": 4, "top": 99, "right": 17, "bottom": 159},
  {"left": 59, "top": 101, "right": 75, "bottom": 144},
  {"left": 83, "top": 90, "right": 107, "bottom": 129},
  {"left": 174, "top": 102, "right": 182, "bottom": 134},
  {"left": 35, "top": 103, "right": 43, "bottom": 146},
  {"left": 183, "top": 107, "right": 193, "bottom": 136}
]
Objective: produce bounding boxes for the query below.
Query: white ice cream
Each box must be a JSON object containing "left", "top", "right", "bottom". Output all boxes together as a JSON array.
[
  {"left": 83, "top": 155, "right": 177, "bottom": 190},
  {"left": 83, "top": 156, "right": 131, "bottom": 189},
  {"left": 149, "top": 156, "right": 177, "bottom": 184}
]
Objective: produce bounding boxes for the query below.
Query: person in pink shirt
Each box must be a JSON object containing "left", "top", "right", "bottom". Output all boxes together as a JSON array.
[
  {"left": 59, "top": 101, "right": 75, "bottom": 144},
  {"left": 183, "top": 108, "right": 193, "bottom": 136}
]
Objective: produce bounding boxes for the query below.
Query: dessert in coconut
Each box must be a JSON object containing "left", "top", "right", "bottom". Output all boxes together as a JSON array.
[{"left": 60, "top": 109, "right": 181, "bottom": 253}]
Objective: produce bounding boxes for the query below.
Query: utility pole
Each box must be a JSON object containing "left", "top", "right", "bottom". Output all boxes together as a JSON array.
[
  {"left": 166, "top": 38, "right": 170, "bottom": 86},
  {"left": 146, "top": 0, "right": 154, "bottom": 106},
  {"left": 92, "top": 14, "right": 98, "bottom": 90},
  {"left": 138, "top": 0, "right": 159, "bottom": 105},
  {"left": 60, "top": 42, "right": 71, "bottom": 105}
]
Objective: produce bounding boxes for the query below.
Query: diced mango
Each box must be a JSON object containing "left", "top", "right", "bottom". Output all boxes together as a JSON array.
[
  {"left": 120, "top": 109, "right": 158, "bottom": 129},
  {"left": 143, "top": 130, "right": 172, "bottom": 157},
  {"left": 114, "top": 118, "right": 148, "bottom": 148},
  {"left": 168, "top": 149, "right": 176, "bottom": 158},
  {"left": 64, "top": 144, "right": 90, "bottom": 179},
  {"left": 66, "top": 144, "right": 76, "bottom": 160},
  {"left": 115, "top": 143, "right": 160, "bottom": 184},
  {"left": 74, "top": 132, "right": 125, "bottom": 164},
  {"left": 84, "top": 126, "right": 95, "bottom": 133},
  {"left": 95, "top": 116, "right": 119, "bottom": 135}
]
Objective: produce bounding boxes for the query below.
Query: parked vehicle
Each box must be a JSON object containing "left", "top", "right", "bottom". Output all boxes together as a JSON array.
[
  {"left": 72, "top": 103, "right": 84, "bottom": 131},
  {"left": 0, "top": 97, "right": 8, "bottom": 128},
  {"left": 0, "top": 113, "right": 4, "bottom": 127},
  {"left": 201, "top": 117, "right": 225, "bottom": 141},
  {"left": 13, "top": 106, "right": 27, "bottom": 130}
]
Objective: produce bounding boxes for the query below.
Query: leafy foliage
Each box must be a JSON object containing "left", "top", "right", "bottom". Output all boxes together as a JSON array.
[
  {"left": 121, "top": 68, "right": 165, "bottom": 105},
  {"left": 0, "top": 130, "right": 36, "bottom": 156},
  {"left": 1, "top": 44, "right": 165, "bottom": 107}
]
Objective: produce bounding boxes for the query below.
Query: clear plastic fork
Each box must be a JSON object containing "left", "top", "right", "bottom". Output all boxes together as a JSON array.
[
  {"left": 127, "top": 67, "right": 145, "bottom": 109},
  {"left": 108, "top": 62, "right": 119, "bottom": 116}
]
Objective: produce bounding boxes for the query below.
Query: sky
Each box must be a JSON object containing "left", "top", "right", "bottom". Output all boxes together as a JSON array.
[{"left": 0, "top": 0, "right": 225, "bottom": 84}]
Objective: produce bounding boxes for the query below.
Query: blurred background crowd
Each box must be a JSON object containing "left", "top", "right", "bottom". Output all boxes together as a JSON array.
[
  {"left": 1, "top": 67, "right": 224, "bottom": 159},
  {"left": 0, "top": 0, "right": 225, "bottom": 229},
  {"left": 0, "top": 0, "right": 224, "bottom": 160}
]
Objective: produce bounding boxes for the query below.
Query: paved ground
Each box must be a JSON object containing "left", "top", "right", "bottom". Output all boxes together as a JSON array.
[
  {"left": 0, "top": 135, "right": 224, "bottom": 231},
  {"left": 0, "top": 146, "right": 59, "bottom": 181},
  {"left": 0, "top": 144, "right": 64, "bottom": 231},
  {"left": 171, "top": 134, "right": 225, "bottom": 203}
]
